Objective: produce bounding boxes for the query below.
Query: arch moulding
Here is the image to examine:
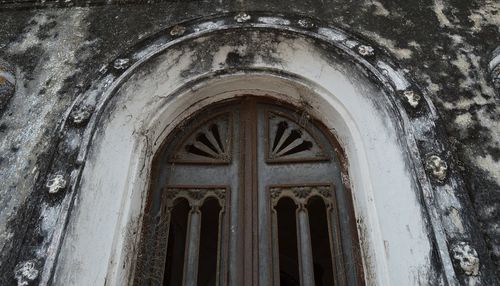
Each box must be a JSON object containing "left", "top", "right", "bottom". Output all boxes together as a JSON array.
[{"left": 31, "top": 12, "right": 486, "bottom": 286}]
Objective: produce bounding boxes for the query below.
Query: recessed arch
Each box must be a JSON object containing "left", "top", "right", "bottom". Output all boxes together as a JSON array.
[{"left": 42, "top": 12, "right": 468, "bottom": 286}]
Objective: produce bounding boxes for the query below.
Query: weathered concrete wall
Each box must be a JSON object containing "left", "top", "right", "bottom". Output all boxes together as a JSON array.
[{"left": 0, "top": 1, "right": 498, "bottom": 285}]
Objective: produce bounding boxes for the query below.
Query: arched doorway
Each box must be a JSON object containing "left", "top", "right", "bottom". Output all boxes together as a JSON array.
[
  {"left": 136, "top": 97, "right": 363, "bottom": 285},
  {"left": 49, "top": 14, "right": 463, "bottom": 286}
]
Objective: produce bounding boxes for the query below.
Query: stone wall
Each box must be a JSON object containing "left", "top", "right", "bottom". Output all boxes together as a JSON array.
[{"left": 0, "top": 0, "right": 498, "bottom": 285}]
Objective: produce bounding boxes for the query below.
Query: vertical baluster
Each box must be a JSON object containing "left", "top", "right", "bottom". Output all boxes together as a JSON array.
[
  {"left": 297, "top": 206, "right": 316, "bottom": 286},
  {"left": 183, "top": 206, "right": 202, "bottom": 286}
]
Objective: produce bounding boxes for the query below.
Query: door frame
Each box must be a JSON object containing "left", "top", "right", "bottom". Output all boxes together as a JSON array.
[{"left": 144, "top": 97, "right": 364, "bottom": 285}]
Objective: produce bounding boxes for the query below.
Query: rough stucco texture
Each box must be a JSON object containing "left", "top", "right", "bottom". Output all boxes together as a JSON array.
[{"left": 0, "top": 0, "right": 498, "bottom": 284}]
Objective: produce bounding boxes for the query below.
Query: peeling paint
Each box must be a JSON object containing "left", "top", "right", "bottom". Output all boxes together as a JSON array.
[
  {"left": 362, "top": 31, "right": 413, "bottom": 59},
  {"left": 0, "top": 9, "right": 90, "bottom": 268},
  {"left": 0, "top": 3, "right": 498, "bottom": 285},
  {"left": 433, "top": 0, "right": 452, "bottom": 28}
]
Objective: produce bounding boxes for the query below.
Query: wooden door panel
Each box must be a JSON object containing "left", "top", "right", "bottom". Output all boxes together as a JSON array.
[
  {"left": 136, "top": 98, "right": 362, "bottom": 286},
  {"left": 165, "top": 165, "right": 238, "bottom": 186}
]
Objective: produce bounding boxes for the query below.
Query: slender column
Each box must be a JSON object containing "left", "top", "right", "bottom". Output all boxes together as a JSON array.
[
  {"left": 183, "top": 206, "right": 202, "bottom": 286},
  {"left": 297, "top": 206, "right": 316, "bottom": 286}
]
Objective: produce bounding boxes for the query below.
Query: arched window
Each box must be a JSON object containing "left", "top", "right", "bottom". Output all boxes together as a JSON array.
[{"left": 135, "top": 98, "right": 363, "bottom": 285}]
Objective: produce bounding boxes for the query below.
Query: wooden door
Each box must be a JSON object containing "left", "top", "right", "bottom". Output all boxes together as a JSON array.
[{"left": 134, "top": 98, "right": 363, "bottom": 286}]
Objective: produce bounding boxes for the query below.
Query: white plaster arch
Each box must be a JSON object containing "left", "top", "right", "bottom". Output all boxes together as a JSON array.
[{"left": 47, "top": 15, "right": 457, "bottom": 286}]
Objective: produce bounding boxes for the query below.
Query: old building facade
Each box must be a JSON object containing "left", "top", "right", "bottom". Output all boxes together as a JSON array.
[{"left": 0, "top": 1, "right": 499, "bottom": 285}]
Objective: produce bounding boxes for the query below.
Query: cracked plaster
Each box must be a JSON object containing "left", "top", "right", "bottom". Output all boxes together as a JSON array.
[{"left": 0, "top": 1, "right": 498, "bottom": 285}]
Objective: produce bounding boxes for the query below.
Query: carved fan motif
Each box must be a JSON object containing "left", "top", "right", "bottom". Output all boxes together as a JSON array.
[
  {"left": 267, "top": 112, "right": 327, "bottom": 162},
  {"left": 171, "top": 113, "right": 232, "bottom": 163}
]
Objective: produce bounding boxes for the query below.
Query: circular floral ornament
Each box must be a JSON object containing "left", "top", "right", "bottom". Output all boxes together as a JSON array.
[{"left": 234, "top": 12, "right": 251, "bottom": 23}]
